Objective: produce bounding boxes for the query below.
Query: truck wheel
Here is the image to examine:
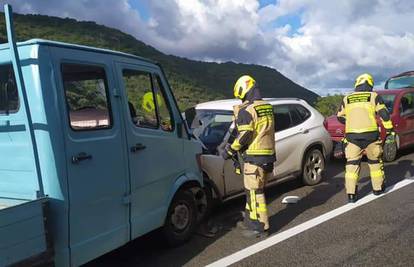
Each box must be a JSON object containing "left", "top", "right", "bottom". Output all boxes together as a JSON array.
[
  {"left": 302, "top": 148, "right": 325, "bottom": 185},
  {"left": 383, "top": 142, "right": 397, "bottom": 162},
  {"left": 162, "top": 189, "right": 197, "bottom": 246}
]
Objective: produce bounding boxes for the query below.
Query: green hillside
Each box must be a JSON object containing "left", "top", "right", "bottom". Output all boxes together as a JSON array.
[{"left": 0, "top": 13, "right": 319, "bottom": 110}]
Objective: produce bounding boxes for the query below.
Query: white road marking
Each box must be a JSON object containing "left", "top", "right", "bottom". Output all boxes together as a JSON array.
[{"left": 207, "top": 178, "right": 414, "bottom": 267}]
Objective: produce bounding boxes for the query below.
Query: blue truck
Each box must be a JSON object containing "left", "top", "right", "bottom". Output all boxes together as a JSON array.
[{"left": 0, "top": 5, "right": 205, "bottom": 266}]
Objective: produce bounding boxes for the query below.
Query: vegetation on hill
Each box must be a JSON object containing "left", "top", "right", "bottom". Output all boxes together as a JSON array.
[
  {"left": 0, "top": 12, "right": 319, "bottom": 111},
  {"left": 314, "top": 95, "right": 344, "bottom": 117}
]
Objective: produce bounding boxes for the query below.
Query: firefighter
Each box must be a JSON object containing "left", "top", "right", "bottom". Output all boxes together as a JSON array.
[
  {"left": 337, "top": 73, "right": 396, "bottom": 203},
  {"left": 221, "top": 75, "right": 276, "bottom": 238}
]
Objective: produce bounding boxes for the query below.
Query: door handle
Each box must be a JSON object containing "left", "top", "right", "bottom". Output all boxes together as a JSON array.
[
  {"left": 131, "top": 143, "right": 146, "bottom": 153},
  {"left": 72, "top": 152, "right": 92, "bottom": 164},
  {"left": 300, "top": 129, "right": 309, "bottom": 134}
]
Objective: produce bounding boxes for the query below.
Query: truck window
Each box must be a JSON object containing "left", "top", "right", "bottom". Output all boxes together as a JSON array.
[
  {"left": 0, "top": 64, "right": 18, "bottom": 115},
  {"left": 62, "top": 64, "right": 112, "bottom": 130},
  {"left": 123, "top": 69, "right": 159, "bottom": 129},
  {"left": 152, "top": 75, "right": 174, "bottom": 132}
]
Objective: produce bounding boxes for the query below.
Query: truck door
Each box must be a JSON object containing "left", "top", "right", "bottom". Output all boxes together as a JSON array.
[
  {"left": 56, "top": 60, "right": 129, "bottom": 266},
  {"left": 115, "top": 63, "right": 185, "bottom": 239}
]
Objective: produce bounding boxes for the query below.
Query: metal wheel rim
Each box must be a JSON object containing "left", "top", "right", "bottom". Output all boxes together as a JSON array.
[
  {"left": 171, "top": 203, "right": 190, "bottom": 231},
  {"left": 305, "top": 151, "right": 324, "bottom": 181}
]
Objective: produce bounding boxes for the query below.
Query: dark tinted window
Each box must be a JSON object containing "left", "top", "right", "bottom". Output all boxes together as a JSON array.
[
  {"left": 62, "top": 64, "right": 112, "bottom": 130},
  {"left": 295, "top": 104, "right": 311, "bottom": 120},
  {"left": 274, "top": 105, "right": 292, "bottom": 132},
  {"left": 0, "top": 64, "right": 18, "bottom": 115},
  {"left": 400, "top": 93, "right": 414, "bottom": 116}
]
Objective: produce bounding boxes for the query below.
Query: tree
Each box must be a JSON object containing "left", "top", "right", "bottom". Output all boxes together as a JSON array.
[{"left": 314, "top": 95, "right": 344, "bottom": 117}]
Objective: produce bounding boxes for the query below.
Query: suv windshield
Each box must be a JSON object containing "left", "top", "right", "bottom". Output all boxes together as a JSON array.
[
  {"left": 386, "top": 76, "right": 414, "bottom": 89},
  {"left": 379, "top": 94, "right": 396, "bottom": 113},
  {"left": 190, "top": 109, "right": 233, "bottom": 154}
]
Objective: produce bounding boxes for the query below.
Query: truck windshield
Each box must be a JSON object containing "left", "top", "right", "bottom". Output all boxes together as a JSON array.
[
  {"left": 380, "top": 94, "right": 396, "bottom": 113},
  {"left": 386, "top": 76, "right": 414, "bottom": 89},
  {"left": 191, "top": 109, "right": 233, "bottom": 154}
]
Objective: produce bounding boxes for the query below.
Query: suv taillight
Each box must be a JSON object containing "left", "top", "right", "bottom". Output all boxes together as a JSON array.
[{"left": 323, "top": 119, "right": 328, "bottom": 130}]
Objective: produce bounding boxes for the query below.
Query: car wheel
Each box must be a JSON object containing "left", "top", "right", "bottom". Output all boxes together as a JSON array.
[
  {"left": 162, "top": 189, "right": 197, "bottom": 246},
  {"left": 203, "top": 179, "right": 219, "bottom": 218},
  {"left": 383, "top": 142, "right": 397, "bottom": 162},
  {"left": 302, "top": 148, "right": 325, "bottom": 185}
]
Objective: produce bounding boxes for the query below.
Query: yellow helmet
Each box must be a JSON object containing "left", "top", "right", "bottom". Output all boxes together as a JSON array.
[
  {"left": 233, "top": 75, "right": 256, "bottom": 99},
  {"left": 142, "top": 92, "right": 162, "bottom": 113},
  {"left": 354, "top": 73, "right": 374, "bottom": 88}
]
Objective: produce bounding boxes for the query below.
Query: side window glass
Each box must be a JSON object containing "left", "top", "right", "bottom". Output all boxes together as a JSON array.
[
  {"left": 153, "top": 75, "right": 174, "bottom": 131},
  {"left": 295, "top": 105, "right": 311, "bottom": 120},
  {"left": 122, "top": 69, "right": 158, "bottom": 129},
  {"left": 273, "top": 105, "right": 292, "bottom": 132},
  {"left": 0, "top": 64, "right": 19, "bottom": 115},
  {"left": 289, "top": 106, "right": 302, "bottom": 126},
  {"left": 62, "top": 64, "right": 112, "bottom": 131},
  {"left": 400, "top": 93, "right": 414, "bottom": 116}
]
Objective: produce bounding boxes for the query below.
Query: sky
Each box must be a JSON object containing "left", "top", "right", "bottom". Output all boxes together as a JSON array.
[{"left": 2, "top": 0, "right": 414, "bottom": 95}]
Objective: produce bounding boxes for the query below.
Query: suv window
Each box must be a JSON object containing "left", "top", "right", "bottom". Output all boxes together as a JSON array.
[
  {"left": 62, "top": 64, "right": 112, "bottom": 131},
  {"left": 274, "top": 105, "right": 292, "bottom": 132},
  {"left": 0, "top": 64, "right": 18, "bottom": 115},
  {"left": 295, "top": 104, "right": 311, "bottom": 121},
  {"left": 400, "top": 93, "right": 414, "bottom": 116},
  {"left": 274, "top": 104, "right": 310, "bottom": 132}
]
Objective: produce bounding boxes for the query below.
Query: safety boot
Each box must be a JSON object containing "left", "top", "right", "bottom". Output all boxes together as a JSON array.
[
  {"left": 347, "top": 194, "right": 357, "bottom": 203},
  {"left": 241, "top": 229, "right": 269, "bottom": 238},
  {"left": 348, "top": 186, "right": 358, "bottom": 203},
  {"left": 373, "top": 185, "right": 385, "bottom": 195}
]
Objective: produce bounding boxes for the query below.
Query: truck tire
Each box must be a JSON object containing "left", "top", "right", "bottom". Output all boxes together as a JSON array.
[
  {"left": 383, "top": 142, "right": 397, "bottom": 162},
  {"left": 162, "top": 189, "right": 197, "bottom": 246},
  {"left": 302, "top": 148, "right": 325, "bottom": 185}
]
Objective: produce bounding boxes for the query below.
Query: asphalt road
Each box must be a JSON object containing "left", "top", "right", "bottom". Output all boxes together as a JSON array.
[{"left": 85, "top": 148, "right": 414, "bottom": 267}]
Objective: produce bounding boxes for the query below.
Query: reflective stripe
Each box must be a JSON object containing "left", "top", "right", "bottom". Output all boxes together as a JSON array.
[
  {"left": 257, "top": 203, "right": 267, "bottom": 212},
  {"left": 371, "top": 170, "right": 384, "bottom": 178},
  {"left": 346, "top": 127, "right": 379, "bottom": 133},
  {"left": 245, "top": 203, "right": 250, "bottom": 211},
  {"left": 249, "top": 191, "right": 258, "bottom": 220},
  {"left": 238, "top": 125, "right": 254, "bottom": 131},
  {"left": 246, "top": 149, "right": 274, "bottom": 155},
  {"left": 231, "top": 139, "right": 242, "bottom": 151},
  {"left": 345, "top": 172, "right": 359, "bottom": 180}
]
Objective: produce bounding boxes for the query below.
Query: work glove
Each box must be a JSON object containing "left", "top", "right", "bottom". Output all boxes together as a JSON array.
[
  {"left": 385, "top": 131, "right": 396, "bottom": 145},
  {"left": 233, "top": 161, "right": 242, "bottom": 175},
  {"left": 221, "top": 143, "right": 236, "bottom": 160}
]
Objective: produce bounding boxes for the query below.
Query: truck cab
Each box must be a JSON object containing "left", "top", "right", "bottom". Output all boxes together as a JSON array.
[{"left": 0, "top": 38, "right": 204, "bottom": 266}]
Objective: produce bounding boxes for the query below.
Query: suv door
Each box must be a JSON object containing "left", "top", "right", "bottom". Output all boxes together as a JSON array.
[
  {"left": 116, "top": 62, "right": 185, "bottom": 239},
  {"left": 56, "top": 61, "right": 129, "bottom": 265},
  {"left": 273, "top": 104, "right": 311, "bottom": 179},
  {"left": 397, "top": 92, "right": 414, "bottom": 147}
]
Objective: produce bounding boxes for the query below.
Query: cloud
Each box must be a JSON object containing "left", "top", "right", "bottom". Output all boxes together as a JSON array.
[{"left": 1, "top": 0, "right": 413, "bottom": 91}]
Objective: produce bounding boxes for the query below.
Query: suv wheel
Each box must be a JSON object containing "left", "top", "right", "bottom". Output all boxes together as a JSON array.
[
  {"left": 302, "top": 148, "right": 325, "bottom": 185},
  {"left": 162, "top": 189, "right": 197, "bottom": 246}
]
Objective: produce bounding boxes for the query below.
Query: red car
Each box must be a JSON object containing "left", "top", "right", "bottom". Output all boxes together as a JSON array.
[{"left": 326, "top": 86, "right": 414, "bottom": 162}]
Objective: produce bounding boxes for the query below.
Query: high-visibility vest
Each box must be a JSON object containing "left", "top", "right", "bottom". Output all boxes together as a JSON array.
[
  {"left": 342, "top": 92, "right": 391, "bottom": 133},
  {"left": 235, "top": 100, "right": 276, "bottom": 156}
]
